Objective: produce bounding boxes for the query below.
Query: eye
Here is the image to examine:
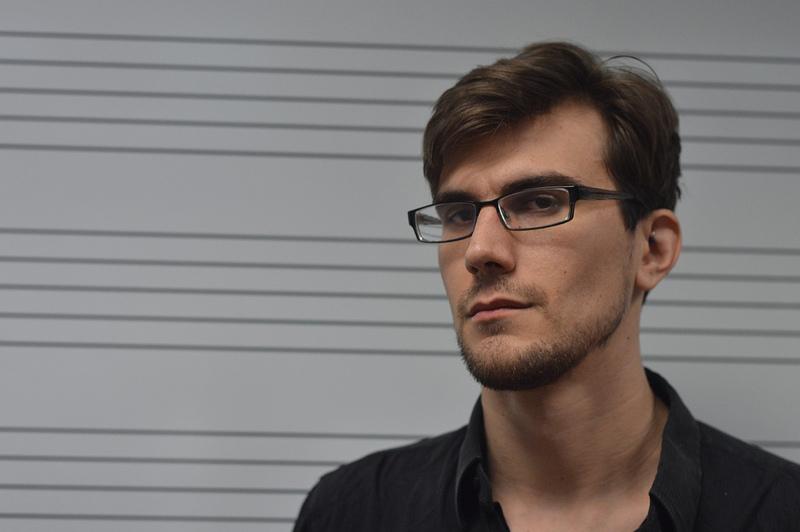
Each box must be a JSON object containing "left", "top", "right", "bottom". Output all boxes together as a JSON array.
[
  {"left": 530, "top": 194, "right": 558, "bottom": 210},
  {"left": 437, "top": 204, "right": 474, "bottom": 226},
  {"left": 506, "top": 190, "right": 564, "bottom": 214}
]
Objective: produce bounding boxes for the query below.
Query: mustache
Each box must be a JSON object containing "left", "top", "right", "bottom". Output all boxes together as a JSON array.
[{"left": 455, "top": 276, "right": 548, "bottom": 320}]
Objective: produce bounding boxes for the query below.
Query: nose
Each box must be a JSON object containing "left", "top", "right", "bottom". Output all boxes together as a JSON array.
[{"left": 464, "top": 204, "right": 516, "bottom": 276}]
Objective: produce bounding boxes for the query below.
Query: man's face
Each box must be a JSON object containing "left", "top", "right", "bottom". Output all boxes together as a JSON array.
[{"left": 437, "top": 101, "right": 639, "bottom": 390}]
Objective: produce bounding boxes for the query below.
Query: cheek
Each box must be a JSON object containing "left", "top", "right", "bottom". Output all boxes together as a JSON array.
[
  {"left": 438, "top": 246, "right": 465, "bottom": 303},
  {"left": 528, "top": 232, "right": 630, "bottom": 311},
  {"left": 555, "top": 238, "right": 632, "bottom": 309}
]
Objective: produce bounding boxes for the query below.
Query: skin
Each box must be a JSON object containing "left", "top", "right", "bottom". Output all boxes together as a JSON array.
[{"left": 436, "top": 100, "right": 681, "bottom": 531}]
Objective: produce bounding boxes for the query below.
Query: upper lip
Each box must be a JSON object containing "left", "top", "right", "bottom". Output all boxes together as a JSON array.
[{"left": 467, "top": 297, "right": 531, "bottom": 317}]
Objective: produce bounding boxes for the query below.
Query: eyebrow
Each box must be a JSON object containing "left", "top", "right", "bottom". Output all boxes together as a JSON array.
[{"left": 434, "top": 173, "right": 582, "bottom": 203}]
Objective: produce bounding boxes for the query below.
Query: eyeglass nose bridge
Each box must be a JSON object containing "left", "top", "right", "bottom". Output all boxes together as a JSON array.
[{"left": 470, "top": 197, "right": 513, "bottom": 232}]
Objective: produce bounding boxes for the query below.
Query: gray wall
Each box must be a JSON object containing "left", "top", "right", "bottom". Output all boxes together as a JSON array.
[{"left": 0, "top": 0, "right": 798, "bottom": 530}]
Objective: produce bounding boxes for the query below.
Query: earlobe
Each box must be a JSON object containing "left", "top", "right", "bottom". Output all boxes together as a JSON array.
[{"left": 635, "top": 209, "right": 681, "bottom": 293}]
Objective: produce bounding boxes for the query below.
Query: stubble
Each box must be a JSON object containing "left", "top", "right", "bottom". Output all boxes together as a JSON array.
[{"left": 455, "top": 275, "right": 629, "bottom": 391}]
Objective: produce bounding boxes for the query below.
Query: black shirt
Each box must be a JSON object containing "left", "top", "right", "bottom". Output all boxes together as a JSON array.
[{"left": 293, "top": 369, "right": 800, "bottom": 531}]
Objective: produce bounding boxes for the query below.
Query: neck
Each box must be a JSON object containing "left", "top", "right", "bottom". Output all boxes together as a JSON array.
[{"left": 481, "top": 319, "right": 667, "bottom": 503}]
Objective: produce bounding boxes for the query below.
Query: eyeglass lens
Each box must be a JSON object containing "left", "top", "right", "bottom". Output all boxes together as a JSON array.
[{"left": 414, "top": 187, "right": 572, "bottom": 242}]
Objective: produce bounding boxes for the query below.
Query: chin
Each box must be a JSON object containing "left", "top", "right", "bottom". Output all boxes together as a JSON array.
[
  {"left": 452, "top": 270, "right": 631, "bottom": 391},
  {"left": 462, "top": 346, "right": 582, "bottom": 391},
  {"left": 457, "top": 332, "right": 577, "bottom": 391}
]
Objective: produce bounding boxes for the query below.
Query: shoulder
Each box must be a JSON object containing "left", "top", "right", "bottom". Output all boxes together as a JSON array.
[
  {"left": 696, "top": 421, "right": 800, "bottom": 530},
  {"left": 311, "top": 425, "right": 465, "bottom": 503},
  {"left": 293, "top": 426, "right": 466, "bottom": 531},
  {"left": 698, "top": 421, "right": 800, "bottom": 481}
]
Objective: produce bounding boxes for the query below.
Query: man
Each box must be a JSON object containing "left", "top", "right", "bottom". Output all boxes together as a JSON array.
[{"left": 294, "top": 42, "right": 800, "bottom": 531}]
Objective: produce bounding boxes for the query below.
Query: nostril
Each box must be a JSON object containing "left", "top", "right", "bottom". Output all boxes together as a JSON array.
[{"left": 482, "top": 260, "right": 507, "bottom": 273}]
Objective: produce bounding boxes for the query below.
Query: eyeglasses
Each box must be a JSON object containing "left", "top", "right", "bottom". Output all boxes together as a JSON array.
[{"left": 407, "top": 185, "right": 636, "bottom": 243}]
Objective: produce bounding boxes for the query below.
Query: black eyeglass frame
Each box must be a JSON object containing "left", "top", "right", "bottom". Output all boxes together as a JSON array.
[{"left": 407, "top": 185, "right": 638, "bottom": 243}]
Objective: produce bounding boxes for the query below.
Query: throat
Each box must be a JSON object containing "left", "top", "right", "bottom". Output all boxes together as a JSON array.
[
  {"left": 483, "top": 368, "right": 668, "bottom": 500},
  {"left": 487, "top": 392, "right": 667, "bottom": 532}
]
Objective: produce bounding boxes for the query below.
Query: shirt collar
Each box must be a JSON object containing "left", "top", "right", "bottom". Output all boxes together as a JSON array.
[
  {"left": 453, "top": 368, "right": 702, "bottom": 531},
  {"left": 644, "top": 368, "right": 702, "bottom": 531}
]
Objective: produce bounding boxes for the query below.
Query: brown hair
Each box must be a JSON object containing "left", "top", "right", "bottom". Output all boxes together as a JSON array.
[{"left": 422, "top": 41, "right": 681, "bottom": 229}]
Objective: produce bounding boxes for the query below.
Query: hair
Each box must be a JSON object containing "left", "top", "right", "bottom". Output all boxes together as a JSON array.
[{"left": 422, "top": 41, "right": 681, "bottom": 230}]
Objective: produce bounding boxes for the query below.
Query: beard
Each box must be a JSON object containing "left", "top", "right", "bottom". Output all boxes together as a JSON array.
[{"left": 456, "top": 276, "right": 629, "bottom": 391}]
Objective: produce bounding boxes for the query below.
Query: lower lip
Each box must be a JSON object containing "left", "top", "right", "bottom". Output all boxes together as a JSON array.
[{"left": 470, "top": 307, "right": 527, "bottom": 322}]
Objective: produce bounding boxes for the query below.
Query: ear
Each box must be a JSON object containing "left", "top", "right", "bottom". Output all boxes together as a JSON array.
[{"left": 635, "top": 209, "right": 681, "bottom": 294}]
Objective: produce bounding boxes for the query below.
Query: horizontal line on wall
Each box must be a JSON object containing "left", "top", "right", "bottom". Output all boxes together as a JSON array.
[
  {"left": 0, "top": 255, "right": 798, "bottom": 283},
  {"left": 0, "top": 340, "right": 459, "bottom": 356},
  {"left": 670, "top": 272, "right": 800, "bottom": 283},
  {"left": 0, "top": 311, "right": 429, "bottom": 326},
  {"left": 685, "top": 163, "right": 800, "bottom": 174},
  {"left": 0, "top": 58, "right": 460, "bottom": 79},
  {"left": 682, "top": 135, "right": 800, "bottom": 147},
  {"left": 0, "top": 29, "right": 519, "bottom": 52},
  {"left": 0, "top": 312, "right": 797, "bottom": 337},
  {"left": 0, "top": 312, "right": 800, "bottom": 338},
  {"left": 0, "top": 86, "right": 435, "bottom": 106},
  {"left": 669, "top": 80, "right": 800, "bottom": 92},
  {"left": 680, "top": 245, "right": 800, "bottom": 256},
  {"left": 0, "top": 227, "right": 417, "bottom": 244},
  {"left": 1, "top": 115, "right": 798, "bottom": 147},
  {"left": 3, "top": 311, "right": 447, "bottom": 328},
  {"left": 644, "top": 355, "right": 800, "bottom": 365},
  {"left": 0, "top": 255, "right": 439, "bottom": 271},
  {"left": 3, "top": 58, "right": 800, "bottom": 92},
  {"left": 644, "top": 327, "right": 800, "bottom": 337},
  {"left": 2, "top": 87, "right": 800, "bottom": 121},
  {"left": 2, "top": 227, "right": 800, "bottom": 256},
  {"left": 0, "top": 144, "right": 422, "bottom": 161},
  {"left": 647, "top": 300, "right": 800, "bottom": 310},
  {"left": 0, "top": 425, "right": 796, "bottom": 447},
  {"left": 0, "top": 283, "right": 447, "bottom": 300},
  {"left": 2, "top": 30, "right": 800, "bottom": 65},
  {"left": 679, "top": 108, "right": 800, "bottom": 120},
  {"left": 0, "top": 483, "right": 307, "bottom": 495},
  {"left": 0, "top": 512, "right": 294, "bottom": 523},
  {"left": 0, "top": 443, "right": 796, "bottom": 470},
  {"left": 0, "top": 284, "right": 797, "bottom": 310},
  {"left": 0, "top": 425, "right": 425, "bottom": 440},
  {"left": 0, "top": 454, "right": 342, "bottom": 467},
  {"left": 1, "top": 341, "right": 799, "bottom": 364},
  {"left": 0, "top": 114, "right": 426, "bottom": 133},
  {"left": 0, "top": 144, "right": 797, "bottom": 174},
  {"left": 0, "top": 436, "right": 797, "bottom": 469}
]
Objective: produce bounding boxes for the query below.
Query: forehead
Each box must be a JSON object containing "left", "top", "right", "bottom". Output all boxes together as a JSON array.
[{"left": 437, "top": 101, "right": 613, "bottom": 198}]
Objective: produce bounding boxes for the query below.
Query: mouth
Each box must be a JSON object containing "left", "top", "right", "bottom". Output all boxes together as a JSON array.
[{"left": 467, "top": 298, "right": 532, "bottom": 321}]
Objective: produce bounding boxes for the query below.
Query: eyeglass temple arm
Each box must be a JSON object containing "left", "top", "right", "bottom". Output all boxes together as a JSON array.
[{"left": 576, "top": 186, "right": 637, "bottom": 202}]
